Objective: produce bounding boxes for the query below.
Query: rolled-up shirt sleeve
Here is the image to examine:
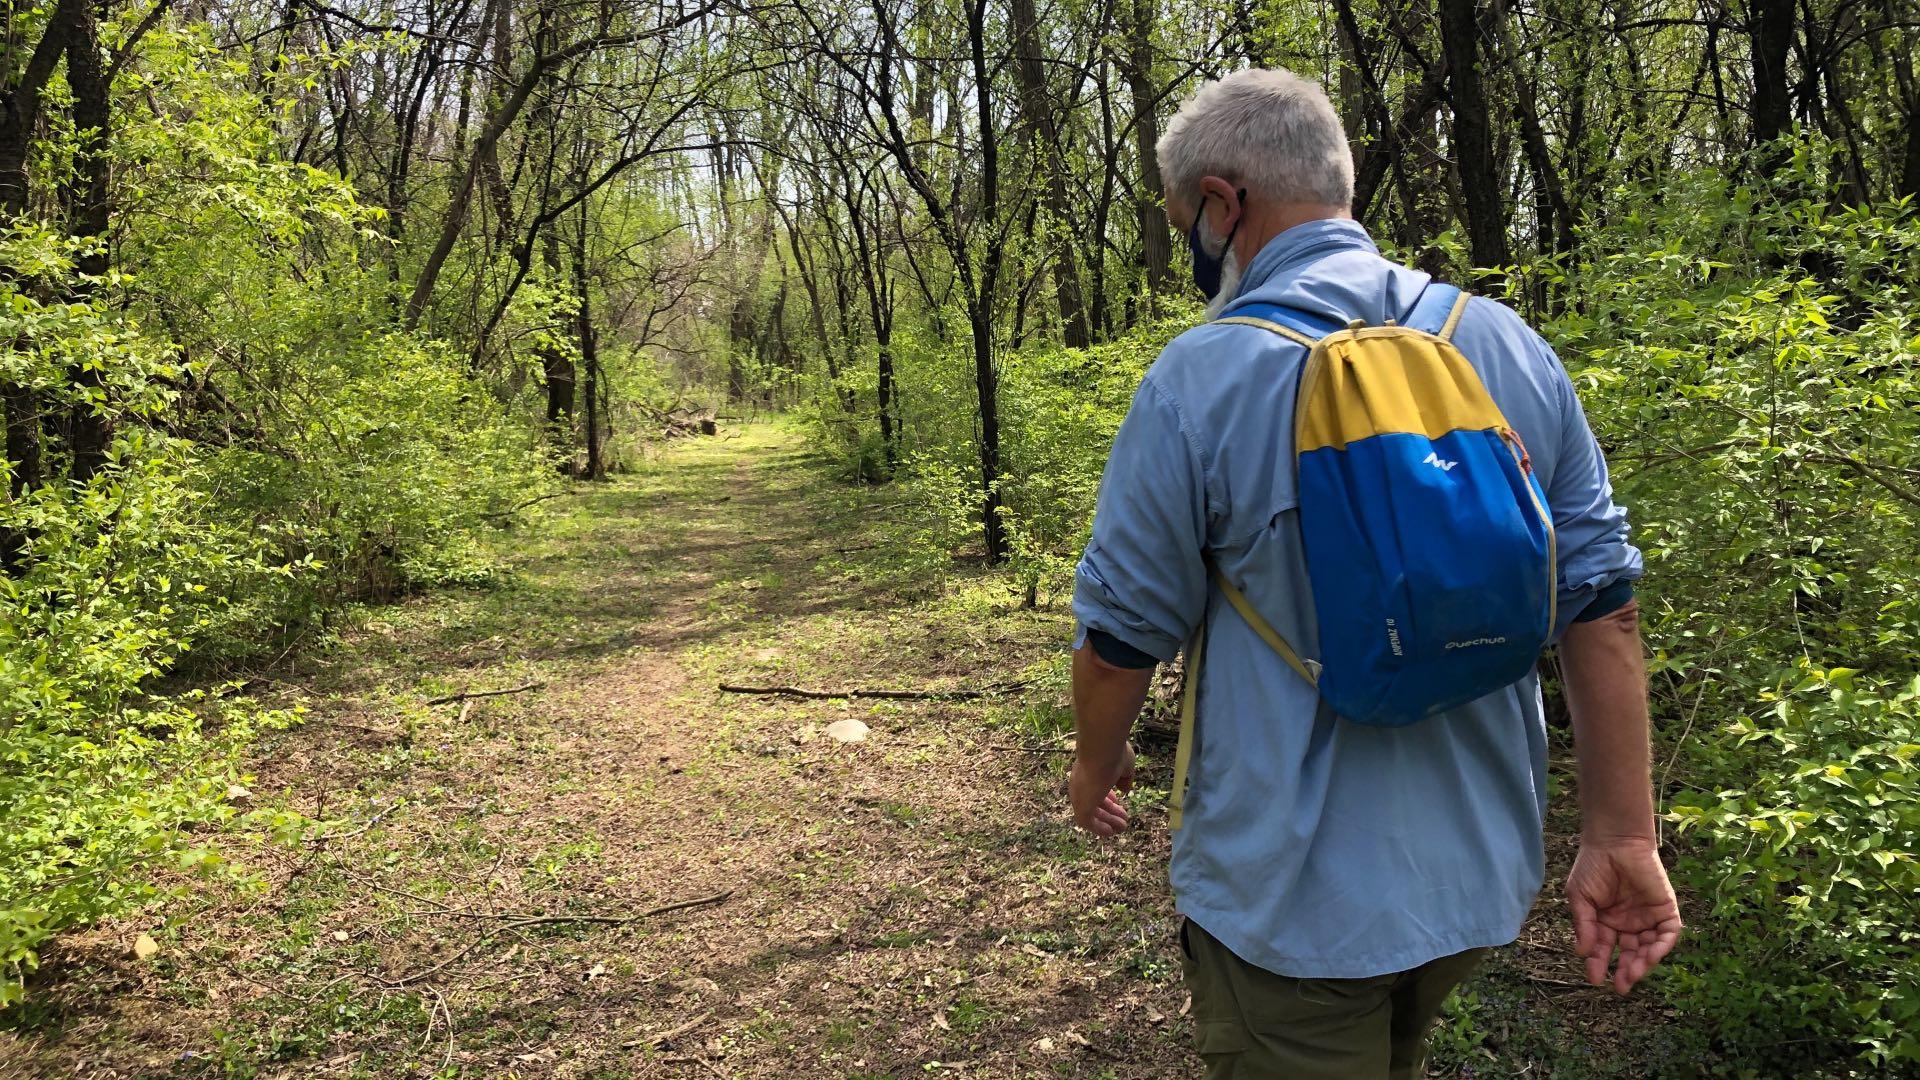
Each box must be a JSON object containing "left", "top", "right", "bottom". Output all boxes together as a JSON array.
[
  {"left": 1072, "top": 376, "right": 1210, "bottom": 662},
  {"left": 1540, "top": 340, "right": 1644, "bottom": 639}
]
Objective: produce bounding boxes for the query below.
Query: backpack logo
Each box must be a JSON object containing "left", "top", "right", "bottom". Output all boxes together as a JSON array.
[{"left": 1423, "top": 451, "right": 1458, "bottom": 472}]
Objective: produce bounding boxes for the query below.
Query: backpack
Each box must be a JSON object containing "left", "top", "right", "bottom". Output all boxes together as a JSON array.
[{"left": 1168, "top": 284, "right": 1556, "bottom": 830}]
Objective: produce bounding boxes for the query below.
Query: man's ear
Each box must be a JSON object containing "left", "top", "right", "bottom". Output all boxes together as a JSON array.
[{"left": 1197, "top": 175, "right": 1241, "bottom": 235}]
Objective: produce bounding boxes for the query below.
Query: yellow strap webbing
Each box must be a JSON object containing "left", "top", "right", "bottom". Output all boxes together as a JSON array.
[
  {"left": 1213, "top": 315, "right": 1319, "bottom": 348},
  {"left": 1438, "top": 289, "right": 1471, "bottom": 342},
  {"left": 1168, "top": 569, "right": 1320, "bottom": 831},
  {"left": 1213, "top": 569, "right": 1320, "bottom": 685},
  {"left": 1168, "top": 619, "right": 1204, "bottom": 832}
]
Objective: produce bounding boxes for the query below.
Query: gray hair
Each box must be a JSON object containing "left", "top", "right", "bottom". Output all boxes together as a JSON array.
[{"left": 1157, "top": 68, "right": 1354, "bottom": 208}]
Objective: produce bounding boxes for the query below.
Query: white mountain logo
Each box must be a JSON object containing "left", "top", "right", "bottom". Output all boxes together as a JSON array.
[{"left": 1423, "top": 451, "right": 1458, "bottom": 472}]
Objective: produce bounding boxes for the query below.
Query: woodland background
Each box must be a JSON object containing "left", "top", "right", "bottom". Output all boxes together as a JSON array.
[{"left": 1, "top": 0, "right": 1917, "bottom": 1072}]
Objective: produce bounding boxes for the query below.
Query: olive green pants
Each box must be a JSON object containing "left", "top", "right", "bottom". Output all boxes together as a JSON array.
[{"left": 1180, "top": 919, "right": 1487, "bottom": 1080}]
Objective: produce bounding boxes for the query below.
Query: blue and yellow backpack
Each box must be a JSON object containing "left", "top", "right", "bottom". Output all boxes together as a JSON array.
[{"left": 1169, "top": 285, "right": 1557, "bottom": 829}]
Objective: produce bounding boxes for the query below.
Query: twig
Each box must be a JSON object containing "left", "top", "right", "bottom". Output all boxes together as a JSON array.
[
  {"left": 467, "top": 972, "right": 538, "bottom": 993},
  {"left": 453, "top": 889, "right": 735, "bottom": 926},
  {"left": 412, "top": 980, "right": 441, "bottom": 1058},
  {"left": 984, "top": 743, "right": 1070, "bottom": 754},
  {"left": 430, "top": 984, "right": 456, "bottom": 1073},
  {"left": 1803, "top": 451, "right": 1920, "bottom": 509},
  {"left": 340, "top": 871, "right": 463, "bottom": 914},
  {"left": 623, "top": 1009, "right": 713, "bottom": 1049},
  {"left": 425, "top": 681, "right": 546, "bottom": 705},
  {"left": 388, "top": 890, "right": 734, "bottom": 986},
  {"left": 328, "top": 719, "right": 404, "bottom": 738},
  {"left": 1516, "top": 969, "right": 1604, "bottom": 990},
  {"left": 480, "top": 491, "right": 572, "bottom": 520},
  {"left": 718, "top": 682, "right": 1027, "bottom": 701},
  {"left": 305, "top": 801, "right": 407, "bottom": 845}
]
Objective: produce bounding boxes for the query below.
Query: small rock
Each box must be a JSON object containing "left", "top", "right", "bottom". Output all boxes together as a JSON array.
[
  {"left": 332, "top": 930, "right": 350, "bottom": 942},
  {"left": 131, "top": 933, "right": 160, "bottom": 961},
  {"left": 226, "top": 783, "right": 252, "bottom": 802},
  {"left": 824, "top": 719, "right": 869, "bottom": 744}
]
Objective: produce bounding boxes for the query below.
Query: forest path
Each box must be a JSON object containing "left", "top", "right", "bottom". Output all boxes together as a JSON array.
[
  {"left": 8, "top": 422, "right": 1197, "bottom": 1079},
  {"left": 5, "top": 421, "right": 1673, "bottom": 1079}
]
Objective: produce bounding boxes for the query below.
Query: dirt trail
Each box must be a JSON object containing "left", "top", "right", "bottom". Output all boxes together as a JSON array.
[
  {"left": 3, "top": 423, "right": 1194, "bottom": 1079},
  {"left": 3, "top": 422, "right": 1675, "bottom": 1080}
]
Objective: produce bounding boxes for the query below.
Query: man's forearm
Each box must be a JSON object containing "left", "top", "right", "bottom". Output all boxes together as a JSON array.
[
  {"left": 1071, "top": 645, "right": 1154, "bottom": 766},
  {"left": 1559, "top": 601, "right": 1656, "bottom": 842}
]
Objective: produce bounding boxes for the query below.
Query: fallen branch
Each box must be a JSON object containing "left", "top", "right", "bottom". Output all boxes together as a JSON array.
[
  {"left": 457, "top": 889, "right": 735, "bottom": 926},
  {"left": 717, "top": 682, "right": 1027, "bottom": 701},
  {"left": 624, "top": 1009, "right": 713, "bottom": 1049},
  {"left": 425, "top": 681, "right": 546, "bottom": 706},
  {"left": 985, "top": 743, "right": 1070, "bottom": 754},
  {"left": 387, "top": 890, "right": 734, "bottom": 986}
]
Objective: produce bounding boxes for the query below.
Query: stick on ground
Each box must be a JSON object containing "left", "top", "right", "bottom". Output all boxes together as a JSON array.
[
  {"left": 717, "top": 682, "right": 1026, "bottom": 701},
  {"left": 425, "top": 681, "right": 547, "bottom": 705}
]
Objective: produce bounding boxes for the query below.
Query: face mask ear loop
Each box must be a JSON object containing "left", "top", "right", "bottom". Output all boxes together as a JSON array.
[
  {"left": 1220, "top": 188, "right": 1246, "bottom": 256},
  {"left": 1187, "top": 186, "right": 1249, "bottom": 300}
]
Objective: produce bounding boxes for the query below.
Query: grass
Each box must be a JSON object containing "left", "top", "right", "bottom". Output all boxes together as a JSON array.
[{"left": 0, "top": 418, "right": 1701, "bottom": 1078}]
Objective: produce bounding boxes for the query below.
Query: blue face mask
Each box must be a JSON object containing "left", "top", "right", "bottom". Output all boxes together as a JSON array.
[{"left": 1187, "top": 189, "right": 1246, "bottom": 299}]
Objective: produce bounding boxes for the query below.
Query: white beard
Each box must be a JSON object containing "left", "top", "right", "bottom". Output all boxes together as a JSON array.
[{"left": 1203, "top": 240, "right": 1244, "bottom": 320}]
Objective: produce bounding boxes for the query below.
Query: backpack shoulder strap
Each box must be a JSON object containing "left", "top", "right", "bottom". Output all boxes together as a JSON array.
[
  {"left": 1212, "top": 302, "right": 1341, "bottom": 348},
  {"left": 1168, "top": 618, "right": 1205, "bottom": 832},
  {"left": 1401, "top": 283, "right": 1472, "bottom": 342},
  {"left": 1213, "top": 567, "right": 1320, "bottom": 685},
  {"left": 1169, "top": 565, "right": 1321, "bottom": 832}
]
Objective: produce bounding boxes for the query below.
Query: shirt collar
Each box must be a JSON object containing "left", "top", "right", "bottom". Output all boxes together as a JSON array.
[{"left": 1231, "top": 217, "right": 1378, "bottom": 301}]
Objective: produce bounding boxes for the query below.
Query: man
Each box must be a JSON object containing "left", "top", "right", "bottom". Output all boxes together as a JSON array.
[{"left": 1067, "top": 69, "right": 1680, "bottom": 1079}]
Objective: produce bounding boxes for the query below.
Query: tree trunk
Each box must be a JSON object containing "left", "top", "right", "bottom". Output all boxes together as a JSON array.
[
  {"left": 579, "top": 290, "right": 601, "bottom": 481},
  {"left": 64, "top": 0, "right": 113, "bottom": 483},
  {"left": 1888, "top": 7, "right": 1920, "bottom": 198},
  {"left": 968, "top": 0, "right": 1006, "bottom": 562},
  {"left": 1, "top": 0, "right": 86, "bottom": 526},
  {"left": 1009, "top": 0, "right": 1091, "bottom": 348},
  {"left": 538, "top": 230, "right": 575, "bottom": 472},
  {"left": 1437, "top": 0, "right": 1512, "bottom": 269},
  {"left": 1123, "top": 0, "right": 1172, "bottom": 304},
  {"left": 0, "top": 0, "right": 88, "bottom": 571},
  {"left": 1903, "top": 97, "right": 1920, "bottom": 199},
  {"left": 970, "top": 304, "right": 1005, "bottom": 561},
  {"left": 574, "top": 206, "right": 603, "bottom": 480},
  {"left": 843, "top": 176, "right": 898, "bottom": 468},
  {"left": 1509, "top": 58, "right": 1572, "bottom": 257},
  {"left": 1749, "top": 0, "right": 1795, "bottom": 169}
]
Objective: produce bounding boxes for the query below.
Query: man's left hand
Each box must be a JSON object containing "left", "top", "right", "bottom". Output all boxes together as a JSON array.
[{"left": 1070, "top": 742, "right": 1135, "bottom": 837}]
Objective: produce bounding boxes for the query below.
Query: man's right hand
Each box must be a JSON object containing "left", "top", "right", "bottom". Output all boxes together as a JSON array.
[
  {"left": 1069, "top": 645, "right": 1153, "bottom": 839},
  {"left": 1566, "top": 837, "right": 1681, "bottom": 994},
  {"left": 1070, "top": 740, "right": 1136, "bottom": 837}
]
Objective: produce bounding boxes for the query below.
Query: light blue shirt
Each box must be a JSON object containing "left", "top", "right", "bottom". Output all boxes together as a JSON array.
[{"left": 1072, "top": 219, "right": 1643, "bottom": 979}]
